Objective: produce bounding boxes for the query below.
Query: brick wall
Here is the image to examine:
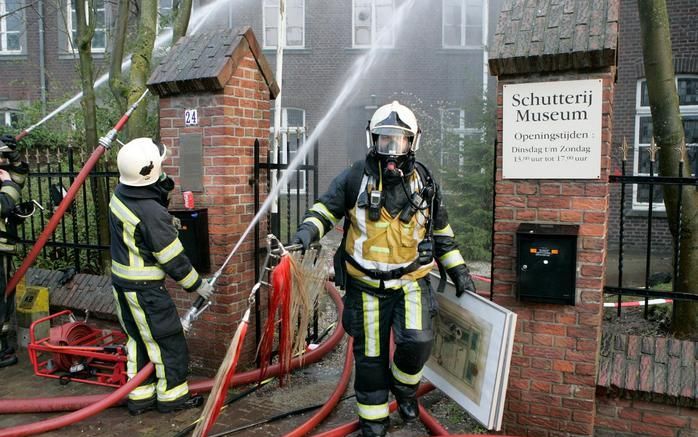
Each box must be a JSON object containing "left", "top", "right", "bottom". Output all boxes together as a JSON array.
[
  {"left": 0, "top": 1, "right": 110, "bottom": 105},
  {"left": 595, "top": 396, "right": 698, "bottom": 437},
  {"left": 492, "top": 70, "right": 616, "bottom": 437},
  {"left": 158, "top": 53, "right": 270, "bottom": 374}
]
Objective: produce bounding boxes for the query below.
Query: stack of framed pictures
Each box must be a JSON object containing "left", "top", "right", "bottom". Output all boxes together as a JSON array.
[{"left": 424, "top": 273, "right": 517, "bottom": 431}]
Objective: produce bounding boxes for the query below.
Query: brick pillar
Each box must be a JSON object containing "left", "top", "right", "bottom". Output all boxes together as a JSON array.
[
  {"left": 148, "top": 28, "right": 278, "bottom": 374},
  {"left": 488, "top": 2, "right": 619, "bottom": 436},
  {"left": 492, "top": 72, "right": 615, "bottom": 437}
]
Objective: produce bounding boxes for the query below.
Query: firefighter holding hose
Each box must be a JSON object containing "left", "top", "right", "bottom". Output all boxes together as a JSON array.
[
  {"left": 292, "top": 101, "right": 476, "bottom": 436},
  {"left": 110, "top": 138, "right": 212, "bottom": 415}
]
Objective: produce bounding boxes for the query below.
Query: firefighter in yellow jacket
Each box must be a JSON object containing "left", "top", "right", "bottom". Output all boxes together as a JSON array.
[
  {"left": 0, "top": 134, "right": 28, "bottom": 368},
  {"left": 292, "top": 101, "right": 476, "bottom": 436},
  {"left": 110, "top": 138, "right": 212, "bottom": 415}
]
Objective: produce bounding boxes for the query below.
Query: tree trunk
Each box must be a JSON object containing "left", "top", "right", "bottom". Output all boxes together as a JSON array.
[
  {"left": 127, "top": 0, "right": 157, "bottom": 137},
  {"left": 75, "top": 0, "right": 111, "bottom": 273},
  {"left": 637, "top": 0, "right": 698, "bottom": 337},
  {"left": 109, "top": 0, "right": 130, "bottom": 114},
  {"left": 172, "top": 0, "right": 193, "bottom": 45}
]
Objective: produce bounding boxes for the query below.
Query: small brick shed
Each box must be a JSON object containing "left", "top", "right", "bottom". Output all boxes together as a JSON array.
[{"left": 147, "top": 26, "right": 279, "bottom": 374}]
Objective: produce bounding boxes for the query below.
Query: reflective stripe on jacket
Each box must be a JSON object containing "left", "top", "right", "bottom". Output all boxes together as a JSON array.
[
  {"left": 109, "top": 184, "right": 202, "bottom": 291},
  {"left": 295, "top": 158, "right": 465, "bottom": 290},
  {"left": 0, "top": 162, "right": 29, "bottom": 254}
]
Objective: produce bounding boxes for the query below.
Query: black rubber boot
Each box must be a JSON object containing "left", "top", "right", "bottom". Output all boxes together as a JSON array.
[
  {"left": 0, "top": 353, "right": 17, "bottom": 368},
  {"left": 396, "top": 397, "right": 419, "bottom": 422},
  {"left": 157, "top": 393, "right": 204, "bottom": 413},
  {"left": 127, "top": 395, "right": 157, "bottom": 416},
  {"left": 0, "top": 335, "right": 17, "bottom": 368},
  {"left": 359, "top": 417, "right": 389, "bottom": 437}
]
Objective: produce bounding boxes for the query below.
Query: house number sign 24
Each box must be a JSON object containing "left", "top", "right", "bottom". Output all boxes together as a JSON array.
[{"left": 184, "top": 109, "right": 198, "bottom": 126}]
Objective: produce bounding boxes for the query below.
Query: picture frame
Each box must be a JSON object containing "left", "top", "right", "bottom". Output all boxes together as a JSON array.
[{"left": 424, "top": 274, "right": 517, "bottom": 430}]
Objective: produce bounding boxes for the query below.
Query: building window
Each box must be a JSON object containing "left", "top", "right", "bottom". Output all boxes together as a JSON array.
[
  {"left": 66, "top": 0, "right": 107, "bottom": 52},
  {"left": 263, "top": 0, "right": 305, "bottom": 49},
  {"left": 442, "top": 0, "right": 483, "bottom": 49},
  {"left": 353, "top": 0, "right": 395, "bottom": 48},
  {"left": 271, "top": 108, "right": 307, "bottom": 193},
  {"left": 0, "top": 0, "right": 24, "bottom": 54},
  {"left": 440, "top": 108, "right": 481, "bottom": 175},
  {"left": 0, "top": 109, "right": 21, "bottom": 127},
  {"left": 158, "top": 0, "right": 173, "bottom": 33},
  {"left": 633, "top": 76, "right": 698, "bottom": 209}
]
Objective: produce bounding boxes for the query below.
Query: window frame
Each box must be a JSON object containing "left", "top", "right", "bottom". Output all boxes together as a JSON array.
[
  {"left": 262, "top": 0, "right": 305, "bottom": 50},
  {"left": 0, "top": 0, "right": 24, "bottom": 54},
  {"left": 352, "top": 0, "right": 395, "bottom": 49},
  {"left": 271, "top": 107, "right": 308, "bottom": 194},
  {"left": 440, "top": 108, "right": 482, "bottom": 183},
  {"left": 65, "top": 0, "right": 107, "bottom": 53},
  {"left": 632, "top": 75, "right": 698, "bottom": 210},
  {"left": 441, "top": 0, "right": 484, "bottom": 49}
]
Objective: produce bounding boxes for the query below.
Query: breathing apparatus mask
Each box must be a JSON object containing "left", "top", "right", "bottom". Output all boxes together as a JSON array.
[{"left": 366, "top": 101, "right": 421, "bottom": 179}]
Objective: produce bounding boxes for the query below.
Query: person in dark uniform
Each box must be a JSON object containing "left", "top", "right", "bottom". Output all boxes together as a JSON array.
[
  {"left": 292, "top": 101, "right": 476, "bottom": 436},
  {"left": 110, "top": 138, "right": 212, "bottom": 415},
  {"left": 0, "top": 134, "right": 28, "bottom": 368}
]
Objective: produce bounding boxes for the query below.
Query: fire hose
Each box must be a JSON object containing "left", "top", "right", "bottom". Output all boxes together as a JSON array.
[
  {"left": 4, "top": 89, "right": 150, "bottom": 299},
  {"left": 282, "top": 338, "right": 354, "bottom": 437},
  {"left": 0, "top": 363, "right": 155, "bottom": 437},
  {"left": 0, "top": 283, "right": 345, "bottom": 415}
]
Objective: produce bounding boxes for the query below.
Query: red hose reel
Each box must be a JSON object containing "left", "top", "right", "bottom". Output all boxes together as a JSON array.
[{"left": 28, "top": 310, "right": 128, "bottom": 387}]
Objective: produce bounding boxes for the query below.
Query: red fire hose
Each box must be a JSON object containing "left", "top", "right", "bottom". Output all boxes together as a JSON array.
[
  {"left": 0, "top": 283, "right": 345, "bottom": 414},
  {"left": 283, "top": 338, "right": 354, "bottom": 437},
  {"left": 309, "top": 383, "right": 435, "bottom": 437},
  {"left": 4, "top": 90, "right": 149, "bottom": 298},
  {"left": 0, "top": 363, "right": 154, "bottom": 437},
  {"left": 418, "top": 404, "right": 450, "bottom": 435}
]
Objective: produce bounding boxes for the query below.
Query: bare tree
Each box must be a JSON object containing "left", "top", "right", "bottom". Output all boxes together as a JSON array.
[
  {"left": 125, "top": 0, "right": 156, "bottom": 137},
  {"left": 638, "top": 0, "right": 698, "bottom": 337},
  {"left": 109, "top": 0, "right": 130, "bottom": 114},
  {"left": 172, "top": 0, "right": 193, "bottom": 45},
  {"left": 74, "top": 0, "right": 111, "bottom": 272}
]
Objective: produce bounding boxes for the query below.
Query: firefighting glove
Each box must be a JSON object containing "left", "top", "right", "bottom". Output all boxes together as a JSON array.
[
  {"left": 195, "top": 279, "right": 214, "bottom": 300},
  {"left": 417, "top": 239, "right": 433, "bottom": 265},
  {"left": 291, "top": 228, "right": 313, "bottom": 252},
  {"left": 449, "top": 264, "right": 476, "bottom": 298}
]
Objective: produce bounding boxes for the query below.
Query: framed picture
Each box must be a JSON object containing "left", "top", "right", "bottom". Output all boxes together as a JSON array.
[{"left": 424, "top": 274, "right": 517, "bottom": 431}]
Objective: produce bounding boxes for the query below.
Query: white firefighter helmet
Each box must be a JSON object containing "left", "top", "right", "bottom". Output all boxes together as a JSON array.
[
  {"left": 117, "top": 138, "right": 167, "bottom": 187},
  {"left": 366, "top": 100, "right": 421, "bottom": 156}
]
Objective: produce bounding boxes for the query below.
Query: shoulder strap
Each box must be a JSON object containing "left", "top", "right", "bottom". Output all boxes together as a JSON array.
[{"left": 345, "top": 160, "right": 366, "bottom": 211}]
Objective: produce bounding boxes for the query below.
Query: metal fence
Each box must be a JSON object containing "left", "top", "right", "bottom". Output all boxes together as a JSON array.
[
  {"left": 253, "top": 135, "right": 321, "bottom": 345},
  {"left": 605, "top": 143, "right": 698, "bottom": 317},
  {"left": 16, "top": 145, "right": 119, "bottom": 274}
]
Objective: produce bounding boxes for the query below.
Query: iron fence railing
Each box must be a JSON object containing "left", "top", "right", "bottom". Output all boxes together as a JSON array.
[
  {"left": 606, "top": 140, "right": 698, "bottom": 318},
  {"left": 254, "top": 134, "right": 320, "bottom": 351},
  {"left": 16, "top": 145, "right": 118, "bottom": 274}
]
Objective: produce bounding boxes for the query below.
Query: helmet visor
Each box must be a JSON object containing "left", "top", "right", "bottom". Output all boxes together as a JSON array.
[{"left": 373, "top": 127, "right": 413, "bottom": 156}]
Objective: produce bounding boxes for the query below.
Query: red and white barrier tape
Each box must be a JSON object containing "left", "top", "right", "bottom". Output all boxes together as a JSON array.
[{"left": 603, "top": 298, "right": 672, "bottom": 308}]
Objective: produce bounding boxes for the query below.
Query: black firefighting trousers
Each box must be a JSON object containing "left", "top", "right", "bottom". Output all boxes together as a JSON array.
[
  {"left": 113, "top": 284, "right": 190, "bottom": 406},
  {"left": 341, "top": 276, "right": 437, "bottom": 423},
  {"left": 0, "top": 255, "right": 13, "bottom": 349}
]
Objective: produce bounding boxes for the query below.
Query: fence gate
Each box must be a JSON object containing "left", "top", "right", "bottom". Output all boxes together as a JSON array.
[
  {"left": 253, "top": 134, "right": 320, "bottom": 347},
  {"left": 16, "top": 145, "right": 119, "bottom": 275}
]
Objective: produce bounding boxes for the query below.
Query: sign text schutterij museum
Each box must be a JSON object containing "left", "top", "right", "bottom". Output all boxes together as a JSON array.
[{"left": 502, "top": 79, "right": 602, "bottom": 179}]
